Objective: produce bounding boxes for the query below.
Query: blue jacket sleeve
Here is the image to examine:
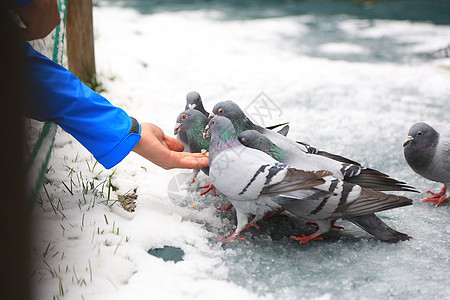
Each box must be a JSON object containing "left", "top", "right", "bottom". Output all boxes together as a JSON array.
[{"left": 23, "top": 42, "right": 141, "bottom": 169}]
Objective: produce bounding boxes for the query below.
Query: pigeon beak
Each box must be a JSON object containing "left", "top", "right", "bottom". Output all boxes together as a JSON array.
[
  {"left": 403, "top": 135, "right": 414, "bottom": 147},
  {"left": 203, "top": 124, "right": 210, "bottom": 138},
  {"left": 188, "top": 103, "right": 196, "bottom": 109},
  {"left": 174, "top": 122, "right": 182, "bottom": 135},
  {"left": 208, "top": 112, "right": 216, "bottom": 120}
]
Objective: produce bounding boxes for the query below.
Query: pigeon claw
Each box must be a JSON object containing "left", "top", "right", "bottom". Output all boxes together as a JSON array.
[
  {"left": 290, "top": 232, "right": 324, "bottom": 244},
  {"left": 200, "top": 183, "right": 216, "bottom": 196},
  {"left": 217, "top": 204, "right": 233, "bottom": 211},
  {"left": 219, "top": 233, "right": 245, "bottom": 244},
  {"left": 422, "top": 195, "right": 448, "bottom": 207},
  {"left": 330, "top": 220, "right": 344, "bottom": 230},
  {"left": 243, "top": 221, "right": 260, "bottom": 231},
  {"left": 422, "top": 187, "right": 448, "bottom": 207}
]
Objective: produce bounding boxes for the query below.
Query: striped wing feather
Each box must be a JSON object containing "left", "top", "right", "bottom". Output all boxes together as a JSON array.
[
  {"left": 262, "top": 169, "right": 332, "bottom": 195},
  {"left": 333, "top": 188, "right": 413, "bottom": 218}
]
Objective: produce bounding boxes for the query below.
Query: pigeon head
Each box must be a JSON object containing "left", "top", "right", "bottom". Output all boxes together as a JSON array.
[
  {"left": 238, "top": 130, "right": 286, "bottom": 161},
  {"left": 174, "top": 109, "right": 207, "bottom": 135},
  {"left": 210, "top": 100, "right": 255, "bottom": 134},
  {"left": 185, "top": 91, "right": 201, "bottom": 109},
  {"left": 403, "top": 122, "right": 439, "bottom": 172},
  {"left": 237, "top": 130, "right": 261, "bottom": 146},
  {"left": 174, "top": 109, "right": 210, "bottom": 152},
  {"left": 185, "top": 91, "right": 208, "bottom": 117},
  {"left": 204, "top": 116, "right": 237, "bottom": 139},
  {"left": 204, "top": 116, "right": 242, "bottom": 153}
]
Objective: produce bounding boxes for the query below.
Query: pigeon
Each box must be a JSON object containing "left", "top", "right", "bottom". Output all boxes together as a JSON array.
[
  {"left": 211, "top": 100, "right": 417, "bottom": 192},
  {"left": 403, "top": 122, "right": 450, "bottom": 207},
  {"left": 174, "top": 109, "right": 216, "bottom": 195},
  {"left": 237, "top": 130, "right": 413, "bottom": 242},
  {"left": 186, "top": 91, "right": 209, "bottom": 117},
  {"left": 175, "top": 109, "right": 210, "bottom": 157},
  {"left": 206, "top": 116, "right": 412, "bottom": 243},
  {"left": 205, "top": 116, "right": 330, "bottom": 239}
]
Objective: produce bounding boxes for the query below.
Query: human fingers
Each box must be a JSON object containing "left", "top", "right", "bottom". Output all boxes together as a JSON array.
[
  {"left": 165, "top": 151, "right": 209, "bottom": 169},
  {"left": 164, "top": 135, "right": 184, "bottom": 152}
]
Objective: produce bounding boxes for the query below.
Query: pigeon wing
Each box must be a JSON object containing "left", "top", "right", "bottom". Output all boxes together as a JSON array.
[{"left": 261, "top": 169, "right": 331, "bottom": 195}]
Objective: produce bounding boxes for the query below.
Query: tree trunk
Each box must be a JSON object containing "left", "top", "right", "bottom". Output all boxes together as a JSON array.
[{"left": 66, "top": 0, "right": 96, "bottom": 85}]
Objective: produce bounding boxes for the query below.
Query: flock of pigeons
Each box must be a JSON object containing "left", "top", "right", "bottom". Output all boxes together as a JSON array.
[{"left": 174, "top": 91, "right": 449, "bottom": 244}]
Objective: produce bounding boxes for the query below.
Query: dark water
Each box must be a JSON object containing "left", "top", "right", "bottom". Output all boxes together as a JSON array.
[
  {"left": 98, "top": 0, "right": 450, "bottom": 64},
  {"left": 148, "top": 246, "right": 185, "bottom": 262},
  {"left": 99, "top": 0, "right": 450, "bottom": 24}
]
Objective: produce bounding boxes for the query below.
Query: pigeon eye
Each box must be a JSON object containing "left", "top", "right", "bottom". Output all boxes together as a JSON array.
[
  {"left": 211, "top": 120, "right": 216, "bottom": 126},
  {"left": 218, "top": 108, "right": 224, "bottom": 114},
  {"left": 417, "top": 131, "right": 423, "bottom": 136},
  {"left": 181, "top": 114, "right": 187, "bottom": 121}
]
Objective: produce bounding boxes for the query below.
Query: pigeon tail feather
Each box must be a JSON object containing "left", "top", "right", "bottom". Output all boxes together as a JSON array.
[
  {"left": 346, "top": 214, "right": 411, "bottom": 242},
  {"left": 333, "top": 188, "right": 413, "bottom": 218}
]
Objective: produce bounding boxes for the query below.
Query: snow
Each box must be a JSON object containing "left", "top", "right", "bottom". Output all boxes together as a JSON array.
[
  {"left": 29, "top": 2, "right": 450, "bottom": 299},
  {"left": 318, "top": 42, "right": 369, "bottom": 55}
]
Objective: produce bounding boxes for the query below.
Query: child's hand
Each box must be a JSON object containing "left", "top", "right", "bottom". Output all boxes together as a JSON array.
[{"left": 132, "top": 123, "right": 209, "bottom": 170}]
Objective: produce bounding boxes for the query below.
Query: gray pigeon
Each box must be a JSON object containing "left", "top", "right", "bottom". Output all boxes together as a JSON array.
[
  {"left": 174, "top": 109, "right": 214, "bottom": 195},
  {"left": 206, "top": 116, "right": 412, "bottom": 243},
  {"left": 211, "top": 100, "right": 417, "bottom": 192},
  {"left": 403, "top": 122, "right": 450, "bottom": 207},
  {"left": 175, "top": 109, "right": 210, "bottom": 155},
  {"left": 186, "top": 91, "right": 209, "bottom": 117}
]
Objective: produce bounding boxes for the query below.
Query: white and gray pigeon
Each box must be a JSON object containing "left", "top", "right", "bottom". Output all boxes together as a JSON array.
[
  {"left": 403, "top": 122, "right": 450, "bottom": 207},
  {"left": 206, "top": 116, "right": 412, "bottom": 243},
  {"left": 238, "top": 129, "right": 412, "bottom": 242},
  {"left": 211, "top": 100, "right": 417, "bottom": 193}
]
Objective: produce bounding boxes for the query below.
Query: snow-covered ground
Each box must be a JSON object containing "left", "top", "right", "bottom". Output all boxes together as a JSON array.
[{"left": 29, "top": 2, "right": 450, "bottom": 299}]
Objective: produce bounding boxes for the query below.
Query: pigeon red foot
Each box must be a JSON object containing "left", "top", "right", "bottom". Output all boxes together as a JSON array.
[
  {"left": 422, "top": 186, "right": 448, "bottom": 207},
  {"left": 217, "top": 204, "right": 233, "bottom": 211},
  {"left": 243, "top": 219, "right": 260, "bottom": 231},
  {"left": 219, "top": 232, "right": 245, "bottom": 244},
  {"left": 290, "top": 232, "right": 324, "bottom": 244},
  {"left": 200, "top": 183, "right": 216, "bottom": 196},
  {"left": 220, "top": 218, "right": 262, "bottom": 244}
]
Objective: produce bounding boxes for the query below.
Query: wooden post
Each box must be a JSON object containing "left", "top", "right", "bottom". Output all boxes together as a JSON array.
[{"left": 66, "top": 0, "right": 96, "bottom": 86}]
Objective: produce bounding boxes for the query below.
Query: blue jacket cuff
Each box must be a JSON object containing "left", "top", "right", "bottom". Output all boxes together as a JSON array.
[{"left": 95, "top": 123, "right": 142, "bottom": 169}]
